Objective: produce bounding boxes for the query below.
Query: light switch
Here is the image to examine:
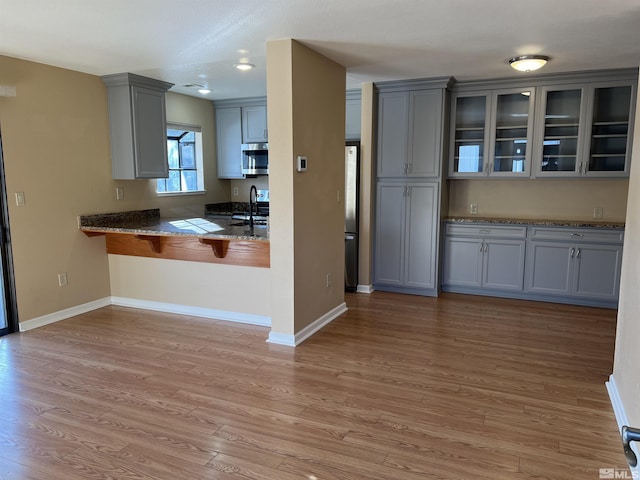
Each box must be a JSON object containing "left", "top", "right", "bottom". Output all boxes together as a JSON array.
[
  {"left": 593, "top": 207, "right": 603, "bottom": 219},
  {"left": 115, "top": 187, "right": 124, "bottom": 200},
  {"left": 15, "top": 192, "right": 25, "bottom": 206}
]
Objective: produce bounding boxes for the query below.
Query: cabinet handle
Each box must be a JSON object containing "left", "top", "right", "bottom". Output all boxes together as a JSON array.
[
  {"left": 576, "top": 248, "right": 581, "bottom": 258},
  {"left": 479, "top": 229, "right": 491, "bottom": 235},
  {"left": 480, "top": 242, "right": 484, "bottom": 253},
  {"left": 264, "top": 129, "right": 268, "bottom": 139},
  {"left": 404, "top": 163, "right": 408, "bottom": 176},
  {"left": 570, "top": 233, "right": 584, "bottom": 238},
  {"left": 570, "top": 247, "right": 575, "bottom": 258},
  {"left": 407, "top": 163, "right": 413, "bottom": 175}
]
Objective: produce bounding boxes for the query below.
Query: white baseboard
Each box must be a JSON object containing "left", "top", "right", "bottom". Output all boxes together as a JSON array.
[
  {"left": 19, "top": 297, "right": 112, "bottom": 332},
  {"left": 356, "top": 284, "right": 374, "bottom": 294},
  {"left": 110, "top": 297, "right": 271, "bottom": 326},
  {"left": 19, "top": 296, "right": 271, "bottom": 333},
  {"left": 606, "top": 374, "right": 640, "bottom": 477},
  {"left": 267, "top": 301, "right": 347, "bottom": 346}
]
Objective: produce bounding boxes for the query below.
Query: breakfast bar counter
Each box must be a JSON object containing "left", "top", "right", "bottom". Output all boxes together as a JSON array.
[{"left": 79, "top": 209, "right": 270, "bottom": 268}]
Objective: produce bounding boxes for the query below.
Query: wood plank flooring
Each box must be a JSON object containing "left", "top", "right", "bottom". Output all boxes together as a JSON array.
[{"left": 0, "top": 292, "right": 627, "bottom": 479}]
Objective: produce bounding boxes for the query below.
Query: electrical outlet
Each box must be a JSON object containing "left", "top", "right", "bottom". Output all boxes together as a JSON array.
[
  {"left": 15, "top": 192, "right": 25, "bottom": 206},
  {"left": 58, "top": 273, "right": 68, "bottom": 287},
  {"left": 326, "top": 273, "right": 332, "bottom": 288},
  {"left": 115, "top": 187, "right": 124, "bottom": 200},
  {"left": 593, "top": 207, "right": 603, "bottom": 219},
  {"left": 470, "top": 203, "right": 478, "bottom": 215},
  {"left": 233, "top": 187, "right": 239, "bottom": 197}
]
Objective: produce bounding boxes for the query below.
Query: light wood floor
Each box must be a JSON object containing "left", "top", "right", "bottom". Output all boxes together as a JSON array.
[{"left": 0, "top": 292, "right": 627, "bottom": 479}]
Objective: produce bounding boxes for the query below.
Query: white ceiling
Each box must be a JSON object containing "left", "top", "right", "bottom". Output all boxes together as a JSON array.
[{"left": 1, "top": 0, "right": 640, "bottom": 100}]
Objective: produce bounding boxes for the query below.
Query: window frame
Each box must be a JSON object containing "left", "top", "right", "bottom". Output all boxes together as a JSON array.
[{"left": 156, "top": 122, "right": 206, "bottom": 196}]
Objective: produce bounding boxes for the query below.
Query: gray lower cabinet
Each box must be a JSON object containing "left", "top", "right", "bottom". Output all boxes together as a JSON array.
[
  {"left": 102, "top": 73, "right": 173, "bottom": 180},
  {"left": 442, "top": 224, "right": 526, "bottom": 292},
  {"left": 442, "top": 223, "right": 623, "bottom": 307},
  {"left": 216, "top": 107, "right": 244, "bottom": 179},
  {"left": 374, "top": 182, "right": 439, "bottom": 293},
  {"left": 525, "top": 227, "right": 624, "bottom": 303}
]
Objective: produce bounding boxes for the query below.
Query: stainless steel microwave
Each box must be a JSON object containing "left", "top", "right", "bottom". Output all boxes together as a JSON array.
[{"left": 241, "top": 143, "right": 268, "bottom": 175}]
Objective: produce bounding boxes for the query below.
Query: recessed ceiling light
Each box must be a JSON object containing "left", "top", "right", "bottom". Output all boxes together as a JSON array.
[
  {"left": 198, "top": 88, "right": 211, "bottom": 94},
  {"left": 234, "top": 63, "right": 255, "bottom": 71},
  {"left": 508, "top": 55, "right": 550, "bottom": 72}
]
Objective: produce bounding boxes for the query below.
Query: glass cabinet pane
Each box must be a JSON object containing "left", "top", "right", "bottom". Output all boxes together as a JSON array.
[
  {"left": 493, "top": 91, "right": 531, "bottom": 173},
  {"left": 589, "top": 86, "right": 631, "bottom": 172},
  {"left": 453, "top": 95, "right": 486, "bottom": 173},
  {"left": 541, "top": 89, "right": 581, "bottom": 172}
]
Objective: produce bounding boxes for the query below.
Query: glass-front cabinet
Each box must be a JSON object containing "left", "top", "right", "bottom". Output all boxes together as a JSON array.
[
  {"left": 534, "top": 85, "right": 586, "bottom": 176},
  {"left": 533, "top": 81, "right": 635, "bottom": 177},
  {"left": 587, "top": 84, "right": 633, "bottom": 176},
  {"left": 450, "top": 87, "right": 534, "bottom": 177}
]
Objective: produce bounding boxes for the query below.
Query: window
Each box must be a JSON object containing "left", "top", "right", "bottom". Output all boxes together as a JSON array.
[{"left": 157, "top": 123, "right": 205, "bottom": 194}]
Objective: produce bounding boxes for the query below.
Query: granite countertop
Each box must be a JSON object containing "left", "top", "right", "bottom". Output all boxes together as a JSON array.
[
  {"left": 445, "top": 216, "right": 625, "bottom": 229},
  {"left": 79, "top": 209, "right": 269, "bottom": 242}
]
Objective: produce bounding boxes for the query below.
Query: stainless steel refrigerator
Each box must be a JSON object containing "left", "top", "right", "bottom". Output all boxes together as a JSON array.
[{"left": 345, "top": 142, "right": 360, "bottom": 291}]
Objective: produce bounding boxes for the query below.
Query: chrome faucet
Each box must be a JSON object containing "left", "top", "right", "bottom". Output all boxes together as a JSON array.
[{"left": 249, "top": 185, "right": 258, "bottom": 229}]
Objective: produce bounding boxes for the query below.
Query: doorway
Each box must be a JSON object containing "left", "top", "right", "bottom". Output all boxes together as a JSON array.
[{"left": 0, "top": 129, "right": 18, "bottom": 336}]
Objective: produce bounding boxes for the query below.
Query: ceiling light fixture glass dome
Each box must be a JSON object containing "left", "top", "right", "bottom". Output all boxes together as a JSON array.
[{"left": 508, "top": 55, "right": 550, "bottom": 72}]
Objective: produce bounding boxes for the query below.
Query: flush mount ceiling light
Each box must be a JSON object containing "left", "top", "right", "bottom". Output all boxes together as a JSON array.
[
  {"left": 234, "top": 63, "right": 255, "bottom": 71},
  {"left": 508, "top": 55, "right": 550, "bottom": 72}
]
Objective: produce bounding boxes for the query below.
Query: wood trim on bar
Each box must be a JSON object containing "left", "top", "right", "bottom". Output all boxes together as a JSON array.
[
  {"left": 86, "top": 232, "right": 270, "bottom": 268},
  {"left": 135, "top": 235, "right": 163, "bottom": 253},
  {"left": 199, "top": 238, "right": 229, "bottom": 258}
]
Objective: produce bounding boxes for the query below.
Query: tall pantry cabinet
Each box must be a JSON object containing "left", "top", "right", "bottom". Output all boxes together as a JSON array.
[{"left": 374, "top": 78, "right": 453, "bottom": 296}]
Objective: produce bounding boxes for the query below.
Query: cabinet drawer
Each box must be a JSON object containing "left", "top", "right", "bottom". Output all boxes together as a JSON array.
[
  {"left": 528, "top": 227, "right": 624, "bottom": 244},
  {"left": 445, "top": 224, "right": 527, "bottom": 239}
]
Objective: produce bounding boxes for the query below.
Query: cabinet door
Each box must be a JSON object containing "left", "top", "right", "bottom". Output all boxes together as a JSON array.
[
  {"left": 483, "top": 239, "right": 526, "bottom": 291},
  {"left": 442, "top": 237, "right": 483, "bottom": 288},
  {"left": 534, "top": 86, "right": 586, "bottom": 177},
  {"left": 374, "top": 183, "right": 406, "bottom": 286},
  {"left": 408, "top": 90, "right": 443, "bottom": 177},
  {"left": 242, "top": 105, "right": 268, "bottom": 143},
  {"left": 572, "top": 244, "right": 622, "bottom": 300},
  {"left": 404, "top": 184, "right": 438, "bottom": 289},
  {"left": 525, "top": 242, "right": 573, "bottom": 295},
  {"left": 346, "top": 97, "right": 361, "bottom": 140},
  {"left": 584, "top": 84, "right": 634, "bottom": 177},
  {"left": 216, "top": 108, "right": 244, "bottom": 179},
  {"left": 131, "top": 86, "right": 169, "bottom": 178},
  {"left": 489, "top": 87, "right": 535, "bottom": 177},
  {"left": 449, "top": 92, "right": 490, "bottom": 177},
  {"left": 377, "top": 92, "right": 409, "bottom": 177}
]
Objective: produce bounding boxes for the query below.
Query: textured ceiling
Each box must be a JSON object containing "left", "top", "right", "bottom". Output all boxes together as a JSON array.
[{"left": 1, "top": 0, "right": 640, "bottom": 99}]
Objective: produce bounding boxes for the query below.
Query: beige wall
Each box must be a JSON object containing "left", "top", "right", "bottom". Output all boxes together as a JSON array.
[
  {"left": 0, "top": 55, "right": 229, "bottom": 323},
  {"left": 448, "top": 178, "right": 629, "bottom": 222},
  {"left": 612, "top": 69, "right": 640, "bottom": 424},
  {"left": 109, "top": 255, "right": 271, "bottom": 317},
  {"left": 267, "top": 39, "right": 346, "bottom": 336}
]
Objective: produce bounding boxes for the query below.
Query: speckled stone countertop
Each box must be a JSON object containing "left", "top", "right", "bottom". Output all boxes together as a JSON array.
[
  {"left": 445, "top": 216, "right": 625, "bottom": 229},
  {"left": 204, "top": 202, "right": 250, "bottom": 217},
  {"left": 79, "top": 209, "right": 269, "bottom": 241}
]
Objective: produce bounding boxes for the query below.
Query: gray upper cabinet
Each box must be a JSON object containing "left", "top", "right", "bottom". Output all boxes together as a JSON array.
[
  {"left": 346, "top": 93, "right": 362, "bottom": 140},
  {"left": 377, "top": 92, "right": 409, "bottom": 177},
  {"left": 242, "top": 105, "right": 268, "bottom": 143},
  {"left": 102, "top": 73, "right": 173, "bottom": 180},
  {"left": 533, "top": 80, "right": 636, "bottom": 178},
  {"left": 215, "top": 107, "right": 244, "bottom": 179},
  {"left": 377, "top": 88, "right": 445, "bottom": 178},
  {"left": 449, "top": 87, "right": 535, "bottom": 178}
]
